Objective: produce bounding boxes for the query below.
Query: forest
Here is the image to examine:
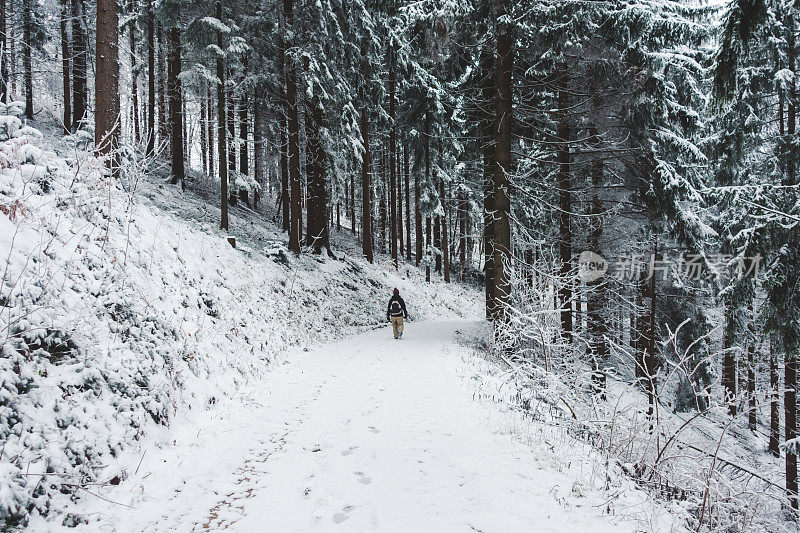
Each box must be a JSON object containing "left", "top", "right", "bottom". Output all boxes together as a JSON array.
[{"left": 0, "top": 0, "right": 799, "bottom": 530}]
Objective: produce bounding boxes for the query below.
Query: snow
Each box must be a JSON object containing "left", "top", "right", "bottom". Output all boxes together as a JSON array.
[{"left": 34, "top": 321, "right": 677, "bottom": 532}]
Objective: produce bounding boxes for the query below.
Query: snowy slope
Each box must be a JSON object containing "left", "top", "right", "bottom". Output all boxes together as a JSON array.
[
  {"left": 32, "top": 321, "right": 682, "bottom": 532},
  {"left": 0, "top": 118, "right": 479, "bottom": 529}
]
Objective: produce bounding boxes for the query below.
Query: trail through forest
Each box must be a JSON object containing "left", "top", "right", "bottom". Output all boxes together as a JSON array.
[{"left": 59, "top": 320, "right": 663, "bottom": 532}]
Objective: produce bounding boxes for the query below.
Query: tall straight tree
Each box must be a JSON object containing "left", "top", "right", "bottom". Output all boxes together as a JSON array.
[
  {"left": 389, "top": 45, "right": 398, "bottom": 268},
  {"left": 95, "top": 0, "right": 120, "bottom": 176},
  {"left": 480, "top": 42, "right": 495, "bottom": 318},
  {"left": 21, "top": 0, "right": 32, "bottom": 119},
  {"left": 167, "top": 27, "right": 184, "bottom": 187},
  {"left": 557, "top": 62, "right": 572, "bottom": 338},
  {"left": 146, "top": 0, "right": 155, "bottom": 155},
  {"left": 216, "top": 0, "right": 228, "bottom": 231},
  {"left": 405, "top": 141, "right": 411, "bottom": 260},
  {"left": 129, "top": 4, "right": 140, "bottom": 144},
  {"left": 59, "top": 0, "right": 70, "bottom": 131},
  {"left": 361, "top": 103, "right": 373, "bottom": 262},
  {"left": 492, "top": 6, "right": 512, "bottom": 323},
  {"left": 71, "top": 0, "right": 88, "bottom": 131},
  {"left": 284, "top": 0, "right": 301, "bottom": 253}
]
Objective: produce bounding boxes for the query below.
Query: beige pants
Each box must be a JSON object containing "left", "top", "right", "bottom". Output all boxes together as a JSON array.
[{"left": 391, "top": 316, "right": 404, "bottom": 338}]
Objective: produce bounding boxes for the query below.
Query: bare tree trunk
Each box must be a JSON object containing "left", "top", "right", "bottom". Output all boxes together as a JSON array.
[
  {"left": 157, "top": 24, "right": 168, "bottom": 149},
  {"left": 59, "top": 0, "right": 70, "bottom": 131},
  {"left": 305, "top": 100, "right": 329, "bottom": 254},
  {"left": 253, "top": 82, "right": 266, "bottom": 208},
  {"left": 440, "top": 176, "right": 450, "bottom": 283},
  {"left": 787, "top": 350, "right": 798, "bottom": 511},
  {"left": 398, "top": 144, "right": 404, "bottom": 262},
  {"left": 146, "top": 0, "right": 155, "bottom": 155},
  {"left": 557, "top": 62, "right": 572, "bottom": 338},
  {"left": 405, "top": 141, "right": 411, "bottom": 260},
  {"left": 168, "top": 27, "right": 184, "bottom": 187},
  {"left": 587, "top": 126, "right": 607, "bottom": 397},
  {"left": 389, "top": 46, "right": 398, "bottom": 267},
  {"left": 216, "top": 0, "right": 228, "bottom": 231},
  {"left": 21, "top": 0, "right": 32, "bottom": 119},
  {"left": 770, "top": 338, "right": 781, "bottom": 456},
  {"left": 285, "top": 0, "right": 301, "bottom": 253},
  {"left": 361, "top": 104, "right": 373, "bottom": 262},
  {"left": 722, "top": 310, "right": 738, "bottom": 416},
  {"left": 239, "top": 90, "right": 249, "bottom": 205},
  {"left": 415, "top": 141, "right": 423, "bottom": 266},
  {"left": 71, "top": 0, "right": 88, "bottom": 131},
  {"left": 480, "top": 43, "right": 495, "bottom": 318},
  {"left": 129, "top": 4, "right": 140, "bottom": 143},
  {"left": 200, "top": 79, "right": 208, "bottom": 174},
  {"left": 95, "top": 0, "right": 120, "bottom": 177},
  {"left": 492, "top": 16, "right": 513, "bottom": 323}
]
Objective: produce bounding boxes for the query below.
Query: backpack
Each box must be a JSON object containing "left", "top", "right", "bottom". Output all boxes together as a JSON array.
[{"left": 390, "top": 300, "right": 402, "bottom": 316}]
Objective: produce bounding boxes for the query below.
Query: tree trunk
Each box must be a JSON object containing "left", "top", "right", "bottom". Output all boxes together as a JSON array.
[
  {"left": 157, "top": 24, "right": 168, "bottom": 148},
  {"left": 200, "top": 79, "right": 208, "bottom": 174},
  {"left": 440, "top": 173, "right": 450, "bottom": 283},
  {"left": 21, "top": 0, "right": 32, "bottom": 119},
  {"left": 722, "top": 310, "right": 738, "bottom": 416},
  {"left": 253, "top": 83, "right": 266, "bottom": 208},
  {"left": 425, "top": 216, "right": 431, "bottom": 282},
  {"left": 786, "top": 350, "right": 798, "bottom": 511},
  {"left": 129, "top": 6, "right": 139, "bottom": 143},
  {"left": 71, "top": 0, "right": 88, "bottom": 131},
  {"left": 480, "top": 43, "right": 495, "bottom": 319},
  {"left": 227, "top": 95, "right": 236, "bottom": 204},
  {"left": 305, "top": 100, "right": 328, "bottom": 254},
  {"left": 769, "top": 338, "right": 780, "bottom": 456},
  {"left": 415, "top": 143, "right": 423, "bottom": 266},
  {"left": 285, "top": 0, "right": 301, "bottom": 253},
  {"left": 168, "top": 27, "right": 184, "bottom": 187},
  {"left": 492, "top": 19, "right": 513, "bottom": 323},
  {"left": 405, "top": 141, "right": 411, "bottom": 260},
  {"left": 361, "top": 105, "right": 373, "bottom": 262},
  {"left": 389, "top": 46, "right": 398, "bottom": 268},
  {"left": 556, "top": 62, "right": 572, "bottom": 338},
  {"left": 398, "top": 144, "right": 404, "bottom": 262},
  {"left": 587, "top": 126, "right": 607, "bottom": 397},
  {"left": 95, "top": 0, "right": 120, "bottom": 177},
  {"left": 239, "top": 91, "right": 249, "bottom": 205},
  {"left": 747, "top": 304, "right": 757, "bottom": 432},
  {"left": 59, "top": 0, "right": 70, "bottom": 131},
  {"left": 146, "top": 0, "right": 155, "bottom": 155},
  {"left": 216, "top": 0, "right": 228, "bottom": 231}
]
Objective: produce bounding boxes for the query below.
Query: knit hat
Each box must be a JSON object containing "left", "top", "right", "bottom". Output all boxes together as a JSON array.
[{"left": 393, "top": 288, "right": 399, "bottom": 295}]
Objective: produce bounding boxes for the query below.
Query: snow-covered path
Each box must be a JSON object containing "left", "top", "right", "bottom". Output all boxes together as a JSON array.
[{"left": 65, "top": 320, "right": 649, "bottom": 533}]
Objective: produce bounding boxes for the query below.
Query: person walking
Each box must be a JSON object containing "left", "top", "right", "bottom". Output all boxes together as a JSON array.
[{"left": 386, "top": 288, "right": 408, "bottom": 340}]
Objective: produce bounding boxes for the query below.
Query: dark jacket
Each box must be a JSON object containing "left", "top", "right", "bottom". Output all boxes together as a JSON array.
[{"left": 387, "top": 295, "right": 408, "bottom": 320}]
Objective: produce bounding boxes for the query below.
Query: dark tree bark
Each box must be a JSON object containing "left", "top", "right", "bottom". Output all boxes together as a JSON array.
[
  {"left": 71, "top": 0, "right": 88, "bottom": 131},
  {"left": 157, "top": 24, "right": 168, "bottom": 148},
  {"left": 146, "top": 0, "right": 155, "bottom": 155},
  {"left": 415, "top": 142, "right": 422, "bottom": 265},
  {"left": 167, "top": 27, "right": 184, "bottom": 187},
  {"left": 405, "top": 142, "right": 411, "bottom": 260},
  {"left": 747, "top": 305, "right": 756, "bottom": 432},
  {"left": 557, "top": 62, "right": 572, "bottom": 338},
  {"left": 492, "top": 18, "right": 512, "bottom": 322},
  {"left": 216, "top": 0, "right": 228, "bottom": 231},
  {"left": 770, "top": 338, "right": 781, "bottom": 456},
  {"left": 587, "top": 126, "right": 607, "bottom": 398},
  {"left": 425, "top": 216, "right": 431, "bottom": 282},
  {"left": 305, "top": 101, "right": 329, "bottom": 254},
  {"left": 440, "top": 175, "right": 450, "bottom": 283},
  {"left": 200, "top": 79, "right": 208, "bottom": 174},
  {"left": 21, "top": 0, "right": 32, "bottom": 119},
  {"left": 227, "top": 94, "right": 236, "bottom": 204},
  {"left": 285, "top": 0, "right": 301, "bottom": 253},
  {"left": 787, "top": 351, "right": 798, "bottom": 510},
  {"left": 253, "top": 82, "right": 267, "bottom": 208},
  {"left": 722, "top": 315, "right": 737, "bottom": 416},
  {"left": 379, "top": 152, "right": 387, "bottom": 254},
  {"left": 95, "top": 0, "right": 120, "bottom": 176},
  {"left": 239, "top": 91, "right": 249, "bottom": 205},
  {"left": 480, "top": 43, "right": 495, "bottom": 318},
  {"left": 389, "top": 46, "right": 398, "bottom": 267},
  {"left": 361, "top": 105, "right": 373, "bottom": 262},
  {"left": 278, "top": 30, "right": 289, "bottom": 231},
  {"left": 59, "top": 0, "right": 70, "bottom": 131},
  {"left": 129, "top": 3, "right": 139, "bottom": 143},
  {"left": 398, "top": 145, "right": 404, "bottom": 263}
]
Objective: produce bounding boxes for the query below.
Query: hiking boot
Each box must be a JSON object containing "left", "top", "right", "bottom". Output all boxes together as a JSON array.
[{"left": 398, "top": 331, "right": 403, "bottom": 339}]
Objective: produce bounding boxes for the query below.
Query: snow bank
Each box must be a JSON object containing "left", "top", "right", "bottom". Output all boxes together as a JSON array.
[{"left": 0, "top": 120, "right": 479, "bottom": 528}]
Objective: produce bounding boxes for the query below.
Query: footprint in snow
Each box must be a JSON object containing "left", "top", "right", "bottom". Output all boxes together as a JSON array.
[
  {"left": 368, "top": 426, "right": 379, "bottom": 434},
  {"left": 332, "top": 505, "right": 356, "bottom": 524},
  {"left": 341, "top": 446, "right": 359, "bottom": 456},
  {"left": 354, "top": 472, "right": 372, "bottom": 485}
]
